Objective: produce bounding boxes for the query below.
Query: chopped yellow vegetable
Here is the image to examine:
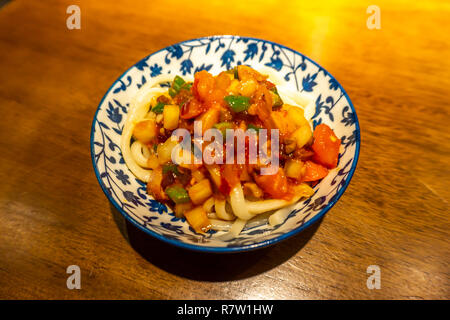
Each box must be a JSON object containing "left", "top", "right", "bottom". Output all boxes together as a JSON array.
[
  {"left": 238, "top": 79, "right": 257, "bottom": 97},
  {"left": 132, "top": 119, "right": 157, "bottom": 144},
  {"left": 163, "top": 104, "right": 180, "bottom": 130},
  {"left": 196, "top": 108, "right": 220, "bottom": 134},
  {"left": 146, "top": 152, "right": 160, "bottom": 169},
  {"left": 285, "top": 159, "right": 305, "bottom": 180},
  {"left": 184, "top": 206, "right": 211, "bottom": 233},
  {"left": 174, "top": 202, "right": 192, "bottom": 218},
  {"left": 284, "top": 104, "right": 309, "bottom": 128},
  {"left": 291, "top": 125, "right": 312, "bottom": 149},
  {"left": 157, "top": 138, "right": 178, "bottom": 164},
  {"left": 205, "top": 164, "right": 221, "bottom": 188},
  {"left": 192, "top": 170, "right": 205, "bottom": 182},
  {"left": 227, "top": 79, "right": 240, "bottom": 94},
  {"left": 188, "top": 179, "right": 213, "bottom": 205}
]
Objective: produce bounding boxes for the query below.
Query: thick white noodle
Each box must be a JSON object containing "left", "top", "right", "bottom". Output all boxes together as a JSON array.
[
  {"left": 209, "top": 218, "right": 233, "bottom": 231},
  {"left": 229, "top": 184, "right": 254, "bottom": 220},
  {"left": 216, "top": 218, "right": 247, "bottom": 240},
  {"left": 277, "top": 87, "right": 311, "bottom": 107},
  {"left": 130, "top": 140, "right": 151, "bottom": 168},
  {"left": 215, "top": 199, "right": 236, "bottom": 221},
  {"left": 267, "top": 192, "right": 310, "bottom": 226},
  {"left": 203, "top": 197, "right": 215, "bottom": 213},
  {"left": 121, "top": 74, "right": 189, "bottom": 182},
  {"left": 268, "top": 205, "right": 295, "bottom": 227},
  {"left": 254, "top": 65, "right": 286, "bottom": 86},
  {"left": 246, "top": 198, "right": 294, "bottom": 215},
  {"left": 121, "top": 72, "right": 315, "bottom": 239}
]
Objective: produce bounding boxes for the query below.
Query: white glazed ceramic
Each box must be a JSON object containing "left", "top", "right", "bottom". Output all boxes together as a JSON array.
[{"left": 90, "top": 36, "right": 360, "bottom": 252}]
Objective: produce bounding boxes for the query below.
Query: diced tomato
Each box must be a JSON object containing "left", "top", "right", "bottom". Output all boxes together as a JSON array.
[
  {"left": 215, "top": 72, "right": 232, "bottom": 90},
  {"left": 311, "top": 124, "right": 341, "bottom": 168},
  {"left": 254, "top": 168, "right": 290, "bottom": 199},
  {"left": 193, "top": 70, "right": 215, "bottom": 102},
  {"left": 180, "top": 98, "right": 206, "bottom": 119},
  {"left": 302, "top": 161, "right": 328, "bottom": 182},
  {"left": 219, "top": 164, "right": 241, "bottom": 194},
  {"left": 209, "top": 89, "right": 226, "bottom": 106}
]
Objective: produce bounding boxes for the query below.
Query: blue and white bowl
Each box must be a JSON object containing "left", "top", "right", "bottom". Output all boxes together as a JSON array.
[{"left": 90, "top": 36, "right": 360, "bottom": 253}]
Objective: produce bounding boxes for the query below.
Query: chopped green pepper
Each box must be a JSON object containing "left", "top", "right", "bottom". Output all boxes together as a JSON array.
[
  {"left": 224, "top": 95, "right": 251, "bottom": 112},
  {"left": 270, "top": 87, "right": 283, "bottom": 108},
  {"left": 169, "top": 75, "right": 186, "bottom": 97},
  {"left": 181, "top": 83, "right": 192, "bottom": 91},
  {"left": 151, "top": 102, "right": 165, "bottom": 114},
  {"left": 162, "top": 163, "right": 180, "bottom": 175},
  {"left": 226, "top": 67, "right": 239, "bottom": 80},
  {"left": 165, "top": 186, "right": 190, "bottom": 204},
  {"left": 213, "top": 122, "right": 234, "bottom": 136}
]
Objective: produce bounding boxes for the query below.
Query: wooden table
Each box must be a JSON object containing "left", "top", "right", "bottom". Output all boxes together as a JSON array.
[{"left": 0, "top": 0, "right": 448, "bottom": 300}]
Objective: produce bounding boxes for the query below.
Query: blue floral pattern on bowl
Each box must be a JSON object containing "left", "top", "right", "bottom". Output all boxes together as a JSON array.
[{"left": 90, "top": 36, "right": 360, "bottom": 253}]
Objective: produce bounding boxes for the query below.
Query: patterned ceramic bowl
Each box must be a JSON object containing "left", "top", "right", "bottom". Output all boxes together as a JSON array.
[{"left": 90, "top": 36, "right": 360, "bottom": 253}]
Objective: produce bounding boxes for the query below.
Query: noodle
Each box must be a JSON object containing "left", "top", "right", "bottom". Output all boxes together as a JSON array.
[
  {"left": 268, "top": 205, "right": 296, "bottom": 227},
  {"left": 203, "top": 197, "right": 215, "bottom": 213},
  {"left": 246, "top": 198, "right": 296, "bottom": 215},
  {"left": 120, "top": 75, "right": 192, "bottom": 182},
  {"left": 130, "top": 140, "right": 151, "bottom": 168},
  {"left": 216, "top": 218, "right": 247, "bottom": 240},
  {"left": 209, "top": 218, "right": 233, "bottom": 231},
  {"left": 120, "top": 68, "right": 333, "bottom": 239},
  {"left": 215, "top": 199, "right": 236, "bottom": 221},
  {"left": 229, "top": 184, "right": 254, "bottom": 220}
]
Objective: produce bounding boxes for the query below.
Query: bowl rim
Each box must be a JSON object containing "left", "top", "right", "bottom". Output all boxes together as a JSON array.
[{"left": 90, "top": 35, "right": 360, "bottom": 253}]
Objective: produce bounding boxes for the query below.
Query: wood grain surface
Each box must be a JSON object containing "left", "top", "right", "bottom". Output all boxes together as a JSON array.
[{"left": 0, "top": 0, "right": 448, "bottom": 300}]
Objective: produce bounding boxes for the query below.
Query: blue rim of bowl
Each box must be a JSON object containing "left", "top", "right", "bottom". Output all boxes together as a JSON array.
[{"left": 90, "top": 35, "right": 361, "bottom": 253}]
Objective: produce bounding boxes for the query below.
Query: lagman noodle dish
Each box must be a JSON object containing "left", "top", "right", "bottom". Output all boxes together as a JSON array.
[{"left": 121, "top": 66, "right": 341, "bottom": 239}]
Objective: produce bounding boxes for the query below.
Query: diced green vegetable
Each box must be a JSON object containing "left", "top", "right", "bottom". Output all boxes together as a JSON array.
[
  {"left": 226, "top": 67, "right": 239, "bottom": 79},
  {"left": 213, "top": 122, "right": 233, "bottom": 136},
  {"left": 152, "top": 102, "right": 165, "bottom": 114},
  {"left": 165, "top": 185, "right": 190, "bottom": 204},
  {"left": 162, "top": 163, "right": 180, "bottom": 175},
  {"left": 270, "top": 87, "right": 283, "bottom": 108},
  {"left": 224, "top": 95, "right": 251, "bottom": 112},
  {"left": 169, "top": 75, "right": 186, "bottom": 97},
  {"left": 168, "top": 88, "right": 177, "bottom": 98},
  {"left": 182, "top": 83, "right": 192, "bottom": 91}
]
